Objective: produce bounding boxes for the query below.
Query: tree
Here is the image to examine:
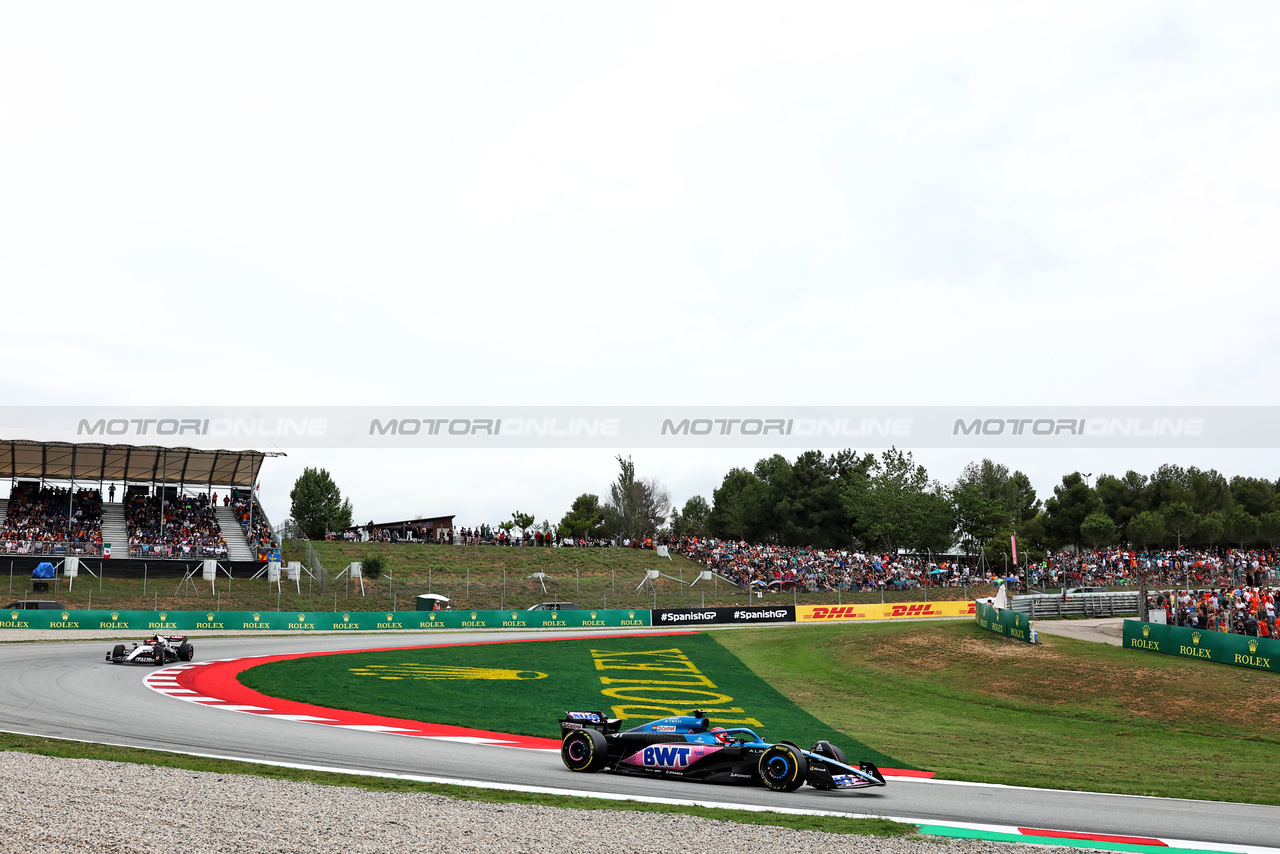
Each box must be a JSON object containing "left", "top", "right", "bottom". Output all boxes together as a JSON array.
[
  {"left": 709, "top": 467, "right": 766, "bottom": 541},
  {"left": 1080, "top": 512, "right": 1117, "bottom": 550},
  {"left": 1230, "top": 476, "right": 1275, "bottom": 517},
  {"left": 1095, "top": 471, "right": 1148, "bottom": 536},
  {"left": 558, "top": 494, "right": 603, "bottom": 539},
  {"left": 671, "top": 495, "right": 712, "bottom": 539},
  {"left": 510, "top": 511, "right": 535, "bottom": 537},
  {"left": 1043, "top": 473, "right": 1101, "bottom": 548},
  {"left": 844, "top": 447, "right": 947, "bottom": 553},
  {"left": 1223, "top": 508, "right": 1259, "bottom": 550},
  {"left": 1163, "top": 501, "right": 1198, "bottom": 549},
  {"left": 950, "top": 481, "right": 1004, "bottom": 558},
  {"left": 288, "top": 467, "right": 353, "bottom": 540},
  {"left": 915, "top": 489, "right": 957, "bottom": 555},
  {"left": 1187, "top": 467, "right": 1232, "bottom": 517},
  {"left": 708, "top": 449, "right": 872, "bottom": 547},
  {"left": 1257, "top": 510, "right": 1280, "bottom": 549},
  {"left": 1127, "top": 510, "right": 1165, "bottom": 551},
  {"left": 1148, "top": 464, "right": 1192, "bottom": 509},
  {"left": 1197, "top": 510, "right": 1225, "bottom": 549},
  {"left": 1015, "top": 512, "right": 1049, "bottom": 562},
  {"left": 954, "top": 460, "right": 1040, "bottom": 523},
  {"left": 602, "top": 456, "right": 671, "bottom": 540}
]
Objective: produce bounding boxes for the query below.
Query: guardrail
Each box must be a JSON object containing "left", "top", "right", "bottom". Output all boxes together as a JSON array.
[
  {"left": 0, "top": 541, "right": 103, "bottom": 557},
  {"left": 1011, "top": 592, "right": 1142, "bottom": 619}
]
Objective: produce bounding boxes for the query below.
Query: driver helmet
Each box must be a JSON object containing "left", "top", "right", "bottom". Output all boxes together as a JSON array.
[{"left": 710, "top": 727, "right": 731, "bottom": 744}]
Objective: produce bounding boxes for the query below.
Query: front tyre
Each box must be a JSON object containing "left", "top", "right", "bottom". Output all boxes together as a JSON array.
[
  {"left": 561, "top": 729, "right": 608, "bottom": 773},
  {"left": 758, "top": 743, "right": 808, "bottom": 792},
  {"left": 177, "top": 643, "right": 194, "bottom": 662}
]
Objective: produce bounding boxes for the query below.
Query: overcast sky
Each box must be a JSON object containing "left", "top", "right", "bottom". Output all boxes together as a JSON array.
[{"left": 2, "top": 2, "right": 1278, "bottom": 528}]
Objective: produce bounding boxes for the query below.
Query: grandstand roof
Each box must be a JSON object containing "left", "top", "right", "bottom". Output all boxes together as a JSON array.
[{"left": 0, "top": 440, "right": 283, "bottom": 488}]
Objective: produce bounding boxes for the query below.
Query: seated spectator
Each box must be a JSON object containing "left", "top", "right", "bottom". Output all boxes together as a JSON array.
[
  {"left": 126, "top": 490, "right": 227, "bottom": 558},
  {"left": 1, "top": 483, "right": 102, "bottom": 555}
]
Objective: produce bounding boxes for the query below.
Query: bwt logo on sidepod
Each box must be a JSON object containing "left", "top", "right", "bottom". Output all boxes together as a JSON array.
[{"left": 643, "top": 745, "right": 693, "bottom": 768}]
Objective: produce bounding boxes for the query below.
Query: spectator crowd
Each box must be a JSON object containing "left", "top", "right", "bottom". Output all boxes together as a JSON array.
[
  {"left": 670, "top": 537, "right": 972, "bottom": 592},
  {"left": 1025, "top": 547, "right": 1276, "bottom": 591},
  {"left": 0, "top": 483, "right": 102, "bottom": 555},
  {"left": 337, "top": 523, "right": 643, "bottom": 548},
  {"left": 1155, "top": 585, "right": 1279, "bottom": 638},
  {"left": 126, "top": 490, "right": 228, "bottom": 558},
  {"left": 226, "top": 490, "right": 279, "bottom": 559}
]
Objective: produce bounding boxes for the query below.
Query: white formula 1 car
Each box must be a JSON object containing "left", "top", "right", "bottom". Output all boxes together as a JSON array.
[{"left": 106, "top": 635, "right": 194, "bottom": 665}]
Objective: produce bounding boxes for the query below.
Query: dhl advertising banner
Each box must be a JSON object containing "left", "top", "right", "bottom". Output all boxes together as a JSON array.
[
  {"left": 974, "top": 601, "right": 1037, "bottom": 643},
  {"left": 0, "top": 608, "right": 651, "bottom": 632},
  {"left": 797, "top": 601, "right": 977, "bottom": 623},
  {"left": 1123, "top": 621, "right": 1278, "bottom": 673}
]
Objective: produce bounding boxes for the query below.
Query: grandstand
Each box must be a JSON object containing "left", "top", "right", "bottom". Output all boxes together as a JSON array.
[{"left": 0, "top": 440, "right": 283, "bottom": 578}]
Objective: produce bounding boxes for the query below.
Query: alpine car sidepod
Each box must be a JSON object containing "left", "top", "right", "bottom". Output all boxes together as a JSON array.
[
  {"left": 105, "top": 635, "right": 194, "bottom": 665},
  {"left": 559, "top": 710, "right": 886, "bottom": 792}
]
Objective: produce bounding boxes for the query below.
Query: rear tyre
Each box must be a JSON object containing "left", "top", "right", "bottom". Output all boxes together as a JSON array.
[
  {"left": 177, "top": 643, "right": 194, "bottom": 662},
  {"left": 758, "top": 743, "right": 808, "bottom": 792},
  {"left": 561, "top": 729, "right": 608, "bottom": 773}
]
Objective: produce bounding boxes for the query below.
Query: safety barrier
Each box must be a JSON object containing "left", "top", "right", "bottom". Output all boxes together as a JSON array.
[
  {"left": 1122, "top": 620, "right": 1277, "bottom": 673},
  {"left": 1011, "top": 592, "right": 1141, "bottom": 619},
  {"left": 0, "top": 607, "right": 652, "bottom": 631},
  {"left": 975, "top": 601, "right": 1037, "bottom": 643},
  {"left": 796, "top": 601, "right": 976, "bottom": 623},
  {"left": 651, "top": 606, "right": 795, "bottom": 626}
]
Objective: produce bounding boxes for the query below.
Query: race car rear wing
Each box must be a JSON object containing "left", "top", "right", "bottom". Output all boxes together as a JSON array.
[{"left": 559, "top": 710, "right": 621, "bottom": 735}]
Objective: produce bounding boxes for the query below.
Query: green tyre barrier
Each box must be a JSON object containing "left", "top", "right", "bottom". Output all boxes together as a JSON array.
[
  {"left": 1123, "top": 620, "right": 1278, "bottom": 673},
  {"left": 0, "top": 608, "right": 653, "bottom": 632},
  {"left": 974, "top": 601, "right": 1037, "bottom": 643}
]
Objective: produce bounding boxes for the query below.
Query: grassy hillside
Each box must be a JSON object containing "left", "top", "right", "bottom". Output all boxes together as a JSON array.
[{"left": 719, "top": 621, "right": 1280, "bottom": 804}]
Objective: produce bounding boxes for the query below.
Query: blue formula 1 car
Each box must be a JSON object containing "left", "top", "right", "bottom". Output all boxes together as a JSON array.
[{"left": 559, "top": 710, "right": 886, "bottom": 793}]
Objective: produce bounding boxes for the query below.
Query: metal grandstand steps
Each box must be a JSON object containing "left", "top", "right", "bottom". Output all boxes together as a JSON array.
[
  {"left": 215, "top": 506, "right": 255, "bottom": 561},
  {"left": 100, "top": 502, "right": 129, "bottom": 557},
  {"left": 0, "top": 498, "right": 8, "bottom": 529}
]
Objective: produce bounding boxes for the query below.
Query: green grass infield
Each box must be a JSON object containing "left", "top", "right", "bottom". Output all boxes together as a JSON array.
[
  {"left": 238, "top": 631, "right": 910, "bottom": 769},
  {"left": 241, "top": 622, "right": 1280, "bottom": 805}
]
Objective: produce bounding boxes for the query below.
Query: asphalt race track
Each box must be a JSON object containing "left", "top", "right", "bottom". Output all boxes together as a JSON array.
[{"left": 1, "top": 630, "right": 1276, "bottom": 849}]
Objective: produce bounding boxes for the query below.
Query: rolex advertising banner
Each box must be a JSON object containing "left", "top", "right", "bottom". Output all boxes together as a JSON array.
[
  {"left": 1123, "top": 621, "right": 1278, "bottom": 673},
  {"left": 0, "top": 608, "right": 652, "bottom": 632},
  {"left": 797, "top": 601, "right": 977, "bottom": 623},
  {"left": 974, "top": 601, "right": 1037, "bottom": 643}
]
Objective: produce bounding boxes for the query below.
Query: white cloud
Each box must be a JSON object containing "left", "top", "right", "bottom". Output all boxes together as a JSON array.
[{"left": 2, "top": 1, "right": 1279, "bottom": 518}]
